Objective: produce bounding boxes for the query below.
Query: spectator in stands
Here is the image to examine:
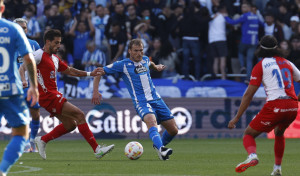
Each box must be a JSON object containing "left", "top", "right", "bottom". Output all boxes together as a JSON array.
[
  {"left": 107, "top": 21, "right": 127, "bottom": 63},
  {"left": 57, "top": 43, "right": 74, "bottom": 67},
  {"left": 170, "top": 4, "right": 184, "bottom": 50},
  {"left": 82, "top": 40, "right": 106, "bottom": 72},
  {"left": 23, "top": 6, "right": 41, "bottom": 41},
  {"left": 37, "top": 0, "right": 51, "bottom": 18},
  {"left": 70, "top": 16, "right": 95, "bottom": 70},
  {"left": 157, "top": 40, "right": 179, "bottom": 78},
  {"left": 125, "top": 4, "right": 141, "bottom": 39},
  {"left": 179, "top": 1, "right": 203, "bottom": 80},
  {"left": 288, "top": 35, "right": 300, "bottom": 68},
  {"left": 37, "top": 5, "right": 51, "bottom": 45},
  {"left": 63, "top": 8, "right": 75, "bottom": 58},
  {"left": 92, "top": 5, "right": 109, "bottom": 49},
  {"left": 46, "top": 3, "right": 65, "bottom": 34},
  {"left": 148, "top": 37, "right": 162, "bottom": 62},
  {"left": 208, "top": 5, "right": 228, "bottom": 80},
  {"left": 224, "top": 2, "right": 263, "bottom": 83},
  {"left": 88, "top": 0, "right": 97, "bottom": 18},
  {"left": 156, "top": 5, "right": 176, "bottom": 41},
  {"left": 140, "top": 8, "right": 156, "bottom": 38},
  {"left": 105, "top": 2, "right": 127, "bottom": 39},
  {"left": 134, "top": 21, "right": 152, "bottom": 54},
  {"left": 279, "top": 40, "right": 291, "bottom": 58},
  {"left": 262, "top": 13, "right": 284, "bottom": 43}
]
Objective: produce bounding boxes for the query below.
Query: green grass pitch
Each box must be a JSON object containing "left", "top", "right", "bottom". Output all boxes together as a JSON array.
[{"left": 0, "top": 138, "right": 299, "bottom": 176}]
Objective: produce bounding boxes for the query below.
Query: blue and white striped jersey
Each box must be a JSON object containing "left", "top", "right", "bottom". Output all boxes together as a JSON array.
[
  {"left": 17, "top": 39, "right": 40, "bottom": 68},
  {"left": 103, "top": 56, "right": 161, "bottom": 103},
  {"left": 0, "top": 18, "right": 33, "bottom": 97}
]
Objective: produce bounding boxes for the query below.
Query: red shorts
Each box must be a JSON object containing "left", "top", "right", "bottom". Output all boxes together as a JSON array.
[
  {"left": 250, "top": 99, "right": 298, "bottom": 132},
  {"left": 39, "top": 92, "right": 67, "bottom": 117}
]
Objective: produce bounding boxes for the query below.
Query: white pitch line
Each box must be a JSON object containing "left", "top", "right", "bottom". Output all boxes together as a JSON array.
[{"left": 10, "top": 165, "right": 42, "bottom": 174}]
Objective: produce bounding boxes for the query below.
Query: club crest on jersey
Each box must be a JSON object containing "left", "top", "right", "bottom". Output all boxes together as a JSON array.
[
  {"left": 50, "top": 71, "right": 55, "bottom": 79},
  {"left": 17, "top": 56, "right": 23, "bottom": 64},
  {"left": 134, "top": 65, "right": 147, "bottom": 74}
]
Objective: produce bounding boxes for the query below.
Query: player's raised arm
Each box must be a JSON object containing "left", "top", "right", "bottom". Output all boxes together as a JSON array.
[{"left": 23, "top": 53, "right": 39, "bottom": 107}]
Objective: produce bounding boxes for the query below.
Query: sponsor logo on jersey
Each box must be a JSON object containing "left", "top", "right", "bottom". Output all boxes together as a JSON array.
[
  {"left": 0, "top": 27, "right": 9, "bottom": 33},
  {"left": 50, "top": 71, "right": 55, "bottom": 79},
  {"left": 0, "top": 75, "right": 9, "bottom": 81},
  {"left": 250, "top": 76, "right": 257, "bottom": 80},
  {"left": 134, "top": 65, "right": 147, "bottom": 74},
  {"left": 17, "top": 56, "right": 23, "bottom": 64},
  {"left": 0, "top": 83, "right": 10, "bottom": 91},
  {"left": 0, "top": 37, "right": 10, "bottom": 44},
  {"left": 274, "top": 108, "right": 280, "bottom": 113}
]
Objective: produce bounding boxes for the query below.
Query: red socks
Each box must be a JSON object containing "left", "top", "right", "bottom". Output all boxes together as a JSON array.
[
  {"left": 41, "top": 124, "right": 68, "bottom": 143},
  {"left": 243, "top": 134, "right": 256, "bottom": 155},
  {"left": 274, "top": 136, "right": 285, "bottom": 165},
  {"left": 77, "top": 123, "right": 98, "bottom": 152}
]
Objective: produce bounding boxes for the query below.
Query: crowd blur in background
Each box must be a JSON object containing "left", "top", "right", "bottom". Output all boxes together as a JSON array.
[{"left": 4, "top": 0, "right": 300, "bottom": 82}]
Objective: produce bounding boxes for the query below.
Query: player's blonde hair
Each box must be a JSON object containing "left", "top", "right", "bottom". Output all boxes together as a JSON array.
[{"left": 128, "top": 39, "right": 144, "bottom": 50}]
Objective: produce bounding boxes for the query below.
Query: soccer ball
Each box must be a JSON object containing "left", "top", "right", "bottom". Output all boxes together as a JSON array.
[{"left": 124, "top": 141, "right": 143, "bottom": 160}]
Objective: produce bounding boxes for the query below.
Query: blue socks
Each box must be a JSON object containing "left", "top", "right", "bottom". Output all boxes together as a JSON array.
[
  {"left": 0, "top": 136, "right": 27, "bottom": 174},
  {"left": 30, "top": 120, "right": 40, "bottom": 140},
  {"left": 162, "top": 130, "right": 175, "bottom": 146},
  {"left": 148, "top": 127, "right": 163, "bottom": 149}
]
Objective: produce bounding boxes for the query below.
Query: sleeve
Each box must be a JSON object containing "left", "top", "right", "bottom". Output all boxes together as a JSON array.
[
  {"left": 58, "top": 56, "right": 68, "bottom": 72},
  {"left": 15, "top": 24, "right": 32, "bottom": 57},
  {"left": 145, "top": 56, "right": 151, "bottom": 66},
  {"left": 225, "top": 14, "right": 246, "bottom": 25},
  {"left": 290, "top": 61, "right": 300, "bottom": 82},
  {"left": 103, "top": 60, "right": 124, "bottom": 74},
  {"left": 33, "top": 41, "right": 41, "bottom": 50},
  {"left": 249, "top": 62, "right": 263, "bottom": 86}
]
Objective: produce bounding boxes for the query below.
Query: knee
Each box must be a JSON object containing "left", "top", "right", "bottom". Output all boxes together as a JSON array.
[
  {"left": 74, "top": 110, "right": 86, "bottom": 124},
  {"left": 64, "top": 121, "right": 77, "bottom": 132},
  {"left": 169, "top": 127, "right": 178, "bottom": 136}
]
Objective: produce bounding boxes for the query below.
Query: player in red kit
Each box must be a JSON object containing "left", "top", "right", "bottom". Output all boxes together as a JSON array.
[
  {"left": 33, "top": 29, "right": 114, "bottom": 160},
  {"left": 228, "top": 35, "right": 300, "bottom": 176}
]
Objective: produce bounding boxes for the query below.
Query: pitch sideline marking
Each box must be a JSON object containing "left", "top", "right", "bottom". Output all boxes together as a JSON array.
[{"left": 10, "top": 165, "right": 42, "bottom": 174}]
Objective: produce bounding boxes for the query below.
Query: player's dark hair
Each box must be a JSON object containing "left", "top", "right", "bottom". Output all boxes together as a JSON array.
[
  {"left": 43, "top": 29, "right": 61, "bottom": 44},
  {"left": 255, "top": 35, "right": 286, "bottom": 58},
  {"left": 128, "top": 39, "right": 144, "bottom": 49}
]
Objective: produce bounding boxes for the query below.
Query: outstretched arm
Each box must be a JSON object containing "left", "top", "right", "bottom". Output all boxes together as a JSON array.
[
  {"left": 149, "top": 61, "right": 166, "bottom": 72},
  {"left": 62, "top": 67, "right": 103, "bottom": 77},
  {"left": 228, "top": 85, "right": 259, "bottom": 129},
  {"left": 92, "top": 69, "right": 105, "bottom": 104}
]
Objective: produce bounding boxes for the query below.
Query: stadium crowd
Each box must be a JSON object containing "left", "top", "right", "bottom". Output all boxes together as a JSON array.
[{"left": 3, "top": 0, "right": 300, "bottom": 82}]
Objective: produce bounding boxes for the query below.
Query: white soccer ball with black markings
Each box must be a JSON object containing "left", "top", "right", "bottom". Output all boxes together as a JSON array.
[{"left": 124, "top": 141, "right": 143, "bottom": 160}]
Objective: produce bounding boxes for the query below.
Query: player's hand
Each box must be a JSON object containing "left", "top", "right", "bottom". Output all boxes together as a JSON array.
[
  {"left": 155, "top": 64, "right": 166, "bottom": 72},
  {"left": 22, "top": 81, "right": 28, "bottom": 88},
  {"left": 91, "top": 67, "right": 104, "bottom": 76},
  {"left": 92, "top": 91, "right": 102, "bottom": 105},
  {"left": 27, "top": 86, "right": 39, "bottom": 107},
  {"left": 228, "top": 117, "right": 239, "bottom": 129}
]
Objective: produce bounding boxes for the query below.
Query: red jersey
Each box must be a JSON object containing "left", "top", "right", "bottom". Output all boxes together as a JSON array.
[
  {"left": 33, "top": 49, "right": 68, "bottom": 101},
  {"left": 249, "top": 56, "right": 300, "bottom": 101}
]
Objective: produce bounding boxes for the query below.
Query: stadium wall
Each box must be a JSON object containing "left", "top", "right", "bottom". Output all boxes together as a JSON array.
[{"left": 1, "top": 98, "right": 299, "bottom": 139}]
